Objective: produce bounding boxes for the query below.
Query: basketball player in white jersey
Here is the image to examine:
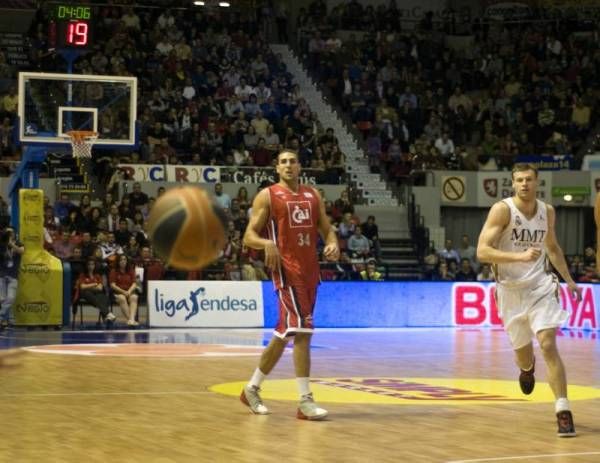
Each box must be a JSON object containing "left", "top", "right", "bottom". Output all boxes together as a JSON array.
[
  {"left": 595, "top": 192, "right": 600, "bottom": 273},
  {"left": 477, "top": 163, "right": 581, "bottom": 437}
]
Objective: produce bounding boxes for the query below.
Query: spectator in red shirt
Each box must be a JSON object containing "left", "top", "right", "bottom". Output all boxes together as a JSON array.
[
  {"left": 77, "top": 259, "right": 115, "bottom": 326},
  {"left": 109, "top": 255, "right": 140, "bottom": 327}
]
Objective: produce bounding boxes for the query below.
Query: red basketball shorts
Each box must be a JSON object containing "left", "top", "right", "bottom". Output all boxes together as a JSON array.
[{"left": 274, "top": 285, "right": 317, "bottom": 338}]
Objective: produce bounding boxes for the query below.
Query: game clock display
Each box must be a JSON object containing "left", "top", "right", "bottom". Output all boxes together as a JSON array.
[{"left": 54, "top": 3, "right": 94, "bottom": 49}]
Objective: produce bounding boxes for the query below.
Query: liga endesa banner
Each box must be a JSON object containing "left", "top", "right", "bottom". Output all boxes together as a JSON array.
[{"left": 148, "top": 281, "right": 263, "bottom": 327}]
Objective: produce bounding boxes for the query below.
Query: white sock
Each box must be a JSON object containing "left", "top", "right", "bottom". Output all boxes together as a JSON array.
[
  {"left": 555, "top": 397, "right": 570, "bottom": 413},
  {"left": 248, "top": 368, "right": 266, "bottom": 388},
  {"left": 297, "top": 377, "right": 311, "bottom": 397}
]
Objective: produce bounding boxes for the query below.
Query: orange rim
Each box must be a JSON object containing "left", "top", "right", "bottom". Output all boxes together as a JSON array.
[{"left": 65, "top": 130, "right": 98, "bottom": 143}]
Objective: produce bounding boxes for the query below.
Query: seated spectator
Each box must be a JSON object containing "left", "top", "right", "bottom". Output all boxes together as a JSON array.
[
  {"left": 360, "top": 259, "right": 383, "bottom": 281},
  {"left": 243, "top": 126, "right": 259, "bottom": 150},
  {"left": 52, "top": 231, "right": 75, "bottom": 260},
  {"left": 455, "top": 258, "right": 477, "bottom": 281},
  {"left": 458, "top": 234, "right": 478, "bottom": 271},
  {"left": 252, "top": 138, "right": 272, "bottom": 166},
  {"left": 236, "top": 186, "right": 250, "bottom": 209},
  {"left": 233, "top": 143, "right": 252, "bottom": 166},
  {"left": 337, "top": 212, "right": 356, "bottom": 241},
  {"left": 109, "top": 255, "right": 141, "bottom": 327},
  {"left": 97, "top": 231, "right": 123, "bottom": 264},
  {"left": 438, "top": 239, "right": 460, "bottom": 265},
  {"left": 334, "top": 190, "right": 354, "bottom": 215},
  {"left": 578, "top": 264, "right": 599, "bottom": 283},
  {"left": 114, "top": 219, "right": 132, "bottom": 248},
  {"left": 347, "top": 225, "right": 371, "bottom": 259},
  {"left": 583, "top": 246, "right": 595, "bottom": 267},
  {"left": 214, "top": 183, "right": 232, "bottom": 209},
  {"left": 361, "top": 215, "right": 380, "bottom": 258},
  {"left": 76, "top": 259, "right": 115, "bottom": 327},
  {"left": 569, "top": 255, "right": 585, "bottom": 280},
  {"left": 477, "top": 263, "right": 494, "bottom": 282},
  {"left": 53, "top": 193, "right": 74, "bottom": 222},
  {"left": 435, "top": 261, "right": 455, "bottom": 281}
]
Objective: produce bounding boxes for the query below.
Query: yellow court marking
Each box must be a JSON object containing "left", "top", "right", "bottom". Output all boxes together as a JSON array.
[{"left": 211, "top": 377, "right": 600, "bottom": 405}]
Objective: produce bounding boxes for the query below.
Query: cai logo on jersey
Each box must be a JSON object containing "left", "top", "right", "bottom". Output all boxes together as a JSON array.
[{"left": 286, "top": 201, "right": 313, "bottom": 228}]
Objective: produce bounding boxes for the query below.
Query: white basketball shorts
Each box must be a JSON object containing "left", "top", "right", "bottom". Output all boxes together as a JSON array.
[{"left": 495, "top": 275, "right": 569, "bottom": 349}]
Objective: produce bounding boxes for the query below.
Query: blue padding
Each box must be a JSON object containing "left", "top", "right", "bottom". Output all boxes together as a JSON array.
[{"left": 262, "top": 281, "right": 455, "bottom": 328}]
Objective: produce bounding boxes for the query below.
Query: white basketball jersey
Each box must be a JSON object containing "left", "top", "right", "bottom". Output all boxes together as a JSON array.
[{"left": 495, "top": 198, "right": 549, "bottom": 287}]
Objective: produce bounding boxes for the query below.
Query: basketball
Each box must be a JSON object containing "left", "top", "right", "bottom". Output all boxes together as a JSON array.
[{"left": 147, "top": 186, "right": 228, "bottom": 270}]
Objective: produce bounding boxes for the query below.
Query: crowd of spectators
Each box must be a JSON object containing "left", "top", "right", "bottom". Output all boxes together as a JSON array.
[
  {"left": 29, "top": 177, "right": 382, "bottom": 325},
  {"left": 299, "top": 0, "right": 600, "bottom": 183},
  {"left": 424, "top": 234, "right": 597, "bottom": 283},
  {"left": 0, "top": 4, "right": 349, "bottom": 184}
]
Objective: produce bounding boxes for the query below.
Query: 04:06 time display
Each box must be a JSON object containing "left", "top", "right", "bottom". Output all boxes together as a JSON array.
[{"left": 57, "top": 5, "right": 91, "bottom": 20}]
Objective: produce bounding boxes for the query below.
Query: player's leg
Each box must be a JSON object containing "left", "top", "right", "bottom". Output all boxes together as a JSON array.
[
  {"left": 514, "top": 342, "right": 534, "bottom": 370},
  {"left": 536, "top": 328, "right": 566, "bottom": 398},
  {"left": 293, "top": 332, "right": 311, "bottom": 378},
  {"left": 514, "top": 342, "right": 536, "bottom": 395},
  {"left": 497, "top": 285, "right": 536, "bottom": 394},
  {"left": 289, "top": 286, "right": 327, "bottom": 420},
  {"left": 241, "top": 288, "right": 291, "bottom": 415},
  {"left": 529, "top": 277, "right": 574, "bottom": 436},
  {"left": 258, "top": 336, "right": 287, "bottom": 375},
  {"left": 536, "top": 328, "right": 575, "bottom": 437}
]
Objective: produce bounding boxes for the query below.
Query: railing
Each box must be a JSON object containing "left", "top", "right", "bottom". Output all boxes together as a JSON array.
[{"left": 407, "top": 190, "right": 429, "bottom": 266}]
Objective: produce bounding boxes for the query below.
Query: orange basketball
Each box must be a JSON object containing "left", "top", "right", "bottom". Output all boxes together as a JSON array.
[{"left": 147, "top": 186, "right": 228, "bottom": 270}]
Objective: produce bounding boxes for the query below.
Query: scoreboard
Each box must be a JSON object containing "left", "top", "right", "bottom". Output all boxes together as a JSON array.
[{"left": 52, "top": 3, "right": 94, "bottom": 49}]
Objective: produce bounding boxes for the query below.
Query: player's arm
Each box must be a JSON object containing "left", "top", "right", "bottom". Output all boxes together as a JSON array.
[
  {"left": 314, "top": 189, "right": 339, "bottom": 261},
  {"left": 545, "top": 205, "right": 581, "bottom": 300},
  {"left": 595, "top": 192, "right": 600, "bottom": 273},
  {"left": 243, "top": 189, "right": 280, "bottom": 271},
  {"left": 477, "top": 202, "right": 539, "bottom": 264}
]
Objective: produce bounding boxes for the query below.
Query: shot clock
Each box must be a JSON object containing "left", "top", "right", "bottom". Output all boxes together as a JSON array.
[{"left": 52, "top": 3, "right": 94, "bottom": 49}]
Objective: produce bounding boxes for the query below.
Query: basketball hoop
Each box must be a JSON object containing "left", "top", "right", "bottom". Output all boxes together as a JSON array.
[{"left": 65, "top": 130, "right": 98, "bottom": 158}]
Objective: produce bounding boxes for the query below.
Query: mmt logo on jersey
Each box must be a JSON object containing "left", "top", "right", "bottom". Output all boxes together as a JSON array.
[{"left": 287, "top": 201, "right": 313, "bottom": 228}]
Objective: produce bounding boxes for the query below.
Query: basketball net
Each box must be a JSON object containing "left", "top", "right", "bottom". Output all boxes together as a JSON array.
[{"left": 65, "top": 130, "right": 98, "bottom": 158}]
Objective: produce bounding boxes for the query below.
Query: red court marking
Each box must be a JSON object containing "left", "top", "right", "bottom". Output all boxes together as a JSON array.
[{"left": 24, "top": 343, "right": 267, "bottom": 358}]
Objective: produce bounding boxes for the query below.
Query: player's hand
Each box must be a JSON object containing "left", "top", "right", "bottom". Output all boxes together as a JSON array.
[
  {"left": 520, "top": 247, "right": 541, "bottom": 262},
  {"left": 567, "top": 281, "right": 582, "bottom": 302},
  {"left": 323, "top": 243, "right": 340, "bottom": 261},
  {"left": 264, "top": 241, "right": 281, "bottom": 271}
]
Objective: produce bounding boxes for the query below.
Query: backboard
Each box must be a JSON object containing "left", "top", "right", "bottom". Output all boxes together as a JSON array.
[{"left": 18, "top": 72, "right": 137, "bottom": 147}]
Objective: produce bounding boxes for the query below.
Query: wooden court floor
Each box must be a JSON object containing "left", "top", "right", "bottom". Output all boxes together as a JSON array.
[{"left": 0, "top": 327, "right": 599, "bottom": 463}]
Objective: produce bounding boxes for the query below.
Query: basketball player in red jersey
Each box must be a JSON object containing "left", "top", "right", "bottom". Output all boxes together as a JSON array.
[{"left": 240, "top": 150, "right": 340, "bottom": 420}]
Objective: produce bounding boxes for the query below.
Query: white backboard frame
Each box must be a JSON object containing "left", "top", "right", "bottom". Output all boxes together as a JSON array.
[{"left": 18, "top": 71, "right": 137, "bottom": 146}]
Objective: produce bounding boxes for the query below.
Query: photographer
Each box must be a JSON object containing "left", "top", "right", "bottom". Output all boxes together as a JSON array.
[{"left": 0, "top": 227, "right": 24, "bottom": 329}]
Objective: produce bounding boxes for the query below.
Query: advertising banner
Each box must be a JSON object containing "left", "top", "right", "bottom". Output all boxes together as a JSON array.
[
  {"left": 15, "top": 189, "right": 63, "bottom": 326},
  {"left": 148, "top": 281, "right": 264, "bottom": 327},
  {"left": 477, "top": 171, "right": 552, "bottom": 207},
  {"left": 118, "top": 164, "right": 220, "bottom": 183},
  {"left": 515, "top": 155, "right": 573, "bottom": 170},
  {"left": 262, "top": 281, "right": 600, "bottom": 330},
  {"left": 165, "top": 165, "right": 219, "bottom": 183}
]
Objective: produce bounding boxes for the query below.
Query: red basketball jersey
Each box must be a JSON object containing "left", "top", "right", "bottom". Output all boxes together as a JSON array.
[{"left": 266, "top": 184, "right": 320, "bottom": 289}]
